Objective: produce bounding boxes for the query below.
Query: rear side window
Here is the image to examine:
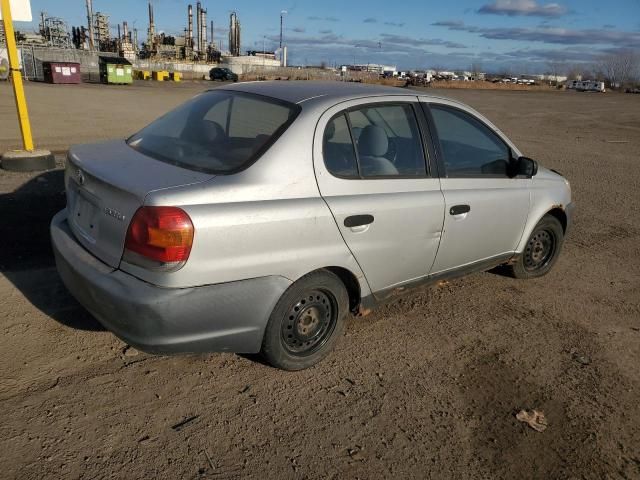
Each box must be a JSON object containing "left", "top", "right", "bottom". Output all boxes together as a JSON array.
[
  {"left": 323, "top": 114, "right": 359, "bottom": 177},
  {"left": 323, "top": 103, "right": 427, "bottom": 178},
  {"left": 429, "top": 105, "right": 511, "bottom": 177},
  {"left": 128, "top": 90, "right": 300, "bottom": 174}
]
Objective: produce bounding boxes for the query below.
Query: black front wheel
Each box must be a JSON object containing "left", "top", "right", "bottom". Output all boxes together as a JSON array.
[
  {"left": 261, "top": 270, "right": 349, "bottom": 370},
  {"left": 509, "top": 214, "right": 564, "bottom": 279}
]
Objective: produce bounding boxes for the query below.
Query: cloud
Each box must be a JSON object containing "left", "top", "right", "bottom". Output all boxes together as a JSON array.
[
  {"left": 363, "top": 18, "right": 377, "bottom": 23},
  {"left": 268, "top": 31, "right": 467, "bottom": 61},
  {"left": 478, "top": 0, "right": 568, "bottom": 17},
  {"left": 432, "top": 20, "right": 465, "bottom": 28},
  {"left": 292, "top": 27, "right": 305, "bottom": 33},
  {"left": 307, "top": 16, "right": 339, "bottom": 22},
  {"left": 379, "top": 33, "right": 466, "bottom": 49},
  {"left": 432, "top": 20, "right": 640, "bottom": 48},
  {"left": 383, "top": 21, "right": 406, "bottom": 27}
]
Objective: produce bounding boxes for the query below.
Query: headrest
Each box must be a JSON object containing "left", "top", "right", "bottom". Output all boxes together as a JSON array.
[{"left": 358, "top": 125, "right": 388, "bottom": 157}]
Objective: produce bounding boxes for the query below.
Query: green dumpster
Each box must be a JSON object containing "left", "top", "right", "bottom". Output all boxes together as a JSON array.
[{"left": 98, "top": 56, "right": 133, "bottom": 84}]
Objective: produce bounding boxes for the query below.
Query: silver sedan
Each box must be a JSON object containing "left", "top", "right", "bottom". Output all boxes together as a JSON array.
[{"left": 51, "top": 81, "right": 573, "bottom": 370}]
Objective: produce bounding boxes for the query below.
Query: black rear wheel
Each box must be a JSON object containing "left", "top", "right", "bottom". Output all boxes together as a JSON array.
[
  {"left": 509, "top": 214, "right": 564, "bottom": 279},
  {"left": 261, "top": 270, "right": 349, "bottom": 370}
]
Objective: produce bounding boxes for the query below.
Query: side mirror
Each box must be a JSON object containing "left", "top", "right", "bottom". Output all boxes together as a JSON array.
[{"left": 516, "top": 156, "right": 538, "bottom": 178}]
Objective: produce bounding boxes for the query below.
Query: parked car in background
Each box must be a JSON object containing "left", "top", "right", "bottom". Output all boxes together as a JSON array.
[
  {"left": 51, "top": 81, "right": 573, "bottom": 370},
  {"left": 209, "top": 67, "right": 238, "bottom": 82}
]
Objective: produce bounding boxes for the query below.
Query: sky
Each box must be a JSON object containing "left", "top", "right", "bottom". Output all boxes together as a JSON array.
[{"left": 14, "top": 0, "right": 640, "bottom": 72}]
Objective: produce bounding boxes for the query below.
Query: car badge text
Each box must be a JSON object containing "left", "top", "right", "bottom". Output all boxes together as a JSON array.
[{"left": 104, "top": 207, "right": 125, "bottom": 222}]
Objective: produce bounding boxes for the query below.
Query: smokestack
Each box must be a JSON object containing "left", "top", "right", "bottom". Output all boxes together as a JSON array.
[
  {"left": 123, "top": 21, "right": 129, "bottom": 41},
  {"left": 210, "top": 20, "right": 214, "bottom": 47},
  {"left": 148, "top": 1, "right": 155, "bottom": 51},
  {"left": 229, "top": 12, "right": 240, "bottom": 57},
  {"left": 86, "top": 0, "right": 95, "bottom": 50},
  {"left": 200, "top": 8, "right": 207, "bottom": 53},
  {"left": 187, "top": 4, "right": 193, "bottom": 49},
  {"left": 196, "top": 2, "right": 201, "bottom": 54}
]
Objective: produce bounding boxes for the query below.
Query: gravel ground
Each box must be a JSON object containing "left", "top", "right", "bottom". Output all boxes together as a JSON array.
[{"left": 1, "top": 81, "right": 639, "bottom": 480}]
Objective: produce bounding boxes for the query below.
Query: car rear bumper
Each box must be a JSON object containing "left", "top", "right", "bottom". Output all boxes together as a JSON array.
[{"left": 51, "top": 210, "right": 291, "bottom": 354}]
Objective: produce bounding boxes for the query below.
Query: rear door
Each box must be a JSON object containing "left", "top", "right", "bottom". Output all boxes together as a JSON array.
[
  {"left": 313, "top": 97, "right": 445, "bottom": 296},
  {"left": 421, "top": 100, "right": 530, "bottom": 273}
]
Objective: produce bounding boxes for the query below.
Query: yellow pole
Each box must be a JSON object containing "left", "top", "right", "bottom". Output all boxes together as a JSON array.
[{"left": 1, "top": 0, "right": 34, "bottom": 152}]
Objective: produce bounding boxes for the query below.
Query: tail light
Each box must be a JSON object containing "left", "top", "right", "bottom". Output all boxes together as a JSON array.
[{"left": 123, "top": 206, "right": 194, "bottom": 271}]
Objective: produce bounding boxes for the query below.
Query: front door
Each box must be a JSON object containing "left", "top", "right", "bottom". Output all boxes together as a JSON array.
[
  {"left": 423, "top": 101, "right": 530, "bottom": 273},
  {"left": 314, "top": 98, "right": 445, "bottom": 295}
]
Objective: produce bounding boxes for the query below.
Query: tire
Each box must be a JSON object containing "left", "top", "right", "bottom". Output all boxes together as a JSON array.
[
  {"left": 509, "top": 214, "right": 564, "bottom": 279},
  {"left": 261, "top": 270, "right": 349, "bottom": 370}
]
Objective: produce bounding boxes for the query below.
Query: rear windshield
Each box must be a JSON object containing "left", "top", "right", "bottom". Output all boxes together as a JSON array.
[{"left": 127, "top": 90, "right": 300, "bottom": 174}]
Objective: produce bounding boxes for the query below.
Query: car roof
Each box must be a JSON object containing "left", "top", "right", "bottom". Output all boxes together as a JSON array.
[{"left": 216, "top": 80, "right": 450, "bottom": 105}]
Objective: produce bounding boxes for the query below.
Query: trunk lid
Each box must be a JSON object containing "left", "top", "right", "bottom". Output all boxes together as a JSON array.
[{"left": 65, "top": 140, "right": 213, "bottom": 268}]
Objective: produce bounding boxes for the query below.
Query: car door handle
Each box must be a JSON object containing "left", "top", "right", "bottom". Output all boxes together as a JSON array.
[
  {"left": 449, "top": 205, "right": 470, "bottom": 215},
  {"left": 344, "top": 214, "right": 374, "bottom": 228}
]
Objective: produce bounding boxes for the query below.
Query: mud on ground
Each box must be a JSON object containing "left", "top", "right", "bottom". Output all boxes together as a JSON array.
[{"left": 1, "top": 83, "right": 639, "bottom": 479}]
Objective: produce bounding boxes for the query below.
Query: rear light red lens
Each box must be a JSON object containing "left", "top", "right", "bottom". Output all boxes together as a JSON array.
[{"left": 124, "top": 206, "right": 194, "bottom": 265}]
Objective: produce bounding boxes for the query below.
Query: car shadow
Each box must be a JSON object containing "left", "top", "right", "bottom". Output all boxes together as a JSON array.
[
  {"left": 1, "top": 168, "right": 105, "bottom": 331},
  {"left": 488, "top": 264, "right": 516, "bottom": 278}
]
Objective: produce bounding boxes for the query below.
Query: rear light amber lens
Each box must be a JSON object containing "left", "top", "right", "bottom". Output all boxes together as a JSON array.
[{"left": 124, "top": 206, "right": 194, "bottom": 267}]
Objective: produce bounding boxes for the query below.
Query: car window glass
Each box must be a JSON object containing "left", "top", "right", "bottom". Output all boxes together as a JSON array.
[
  {"left": 203, "top": 97, "right": 231, "bottom": 129},
  {"left": 323, "top": 114, "right": 359, "bottom": 178},
  {"left": 347, "top": 104, "right": 426, "bottom": 177},
  {"left": 228, "top": 95, "right": 292, "bottom": 139},
  {"left": 430, "top": 105, "right": 510, "bottom": 177},
  {"left": 127, "top": 91, "right": 298, "bottom": 174}
]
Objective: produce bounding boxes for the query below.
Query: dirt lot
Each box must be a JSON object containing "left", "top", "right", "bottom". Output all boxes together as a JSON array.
[{"left": 1, "top": 81, "right": 639, "bottom": 479}]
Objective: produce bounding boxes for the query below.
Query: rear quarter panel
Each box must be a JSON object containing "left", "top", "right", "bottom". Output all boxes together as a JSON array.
[{"left": 122, "top": 107, "right": 370, "bottom": 297}]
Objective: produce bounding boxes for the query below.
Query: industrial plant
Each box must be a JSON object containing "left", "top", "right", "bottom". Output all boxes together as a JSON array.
[{"left": 0, "top": 1, "right": 285, "bottom": 81}]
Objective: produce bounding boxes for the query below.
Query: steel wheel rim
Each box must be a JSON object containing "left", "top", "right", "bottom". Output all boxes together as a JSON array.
[
  {"left": 524, "top": 228, "right": 556, "bottom": 271},
  {"left": 281, "top": 289, "right": 337, "bottom": 356}
]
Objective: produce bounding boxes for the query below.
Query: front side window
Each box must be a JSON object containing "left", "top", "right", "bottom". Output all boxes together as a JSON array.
[
  {"left": 323, "top": 103, "right": 427, "bottom": 178},
  {"left": 429, "top": 105, "right": 510, "bottom": 177},
  {"left": 128, "top": 90, "right": 299, "bottom": 174}
]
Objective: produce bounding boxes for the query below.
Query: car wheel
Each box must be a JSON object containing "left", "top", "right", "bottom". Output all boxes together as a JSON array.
[
  {"left": 261, "top": 270, "right": 349, "bottom": 370},
  {"left": 509, "top": 214, "right": 564, "bottom": 279}
]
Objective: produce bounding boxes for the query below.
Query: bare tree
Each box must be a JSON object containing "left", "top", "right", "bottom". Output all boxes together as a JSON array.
[
  {"left": 470, "top": 62, "right": 483, "bottom": 80},
  {"left": 566, "top": 64, "right": 583, "bottom": 81},
  {"left": 597, "top": 50, "right": 639, "bottom": 88},
  {"left": 546, "top": 61, "right": 565, "bottom": 85}
]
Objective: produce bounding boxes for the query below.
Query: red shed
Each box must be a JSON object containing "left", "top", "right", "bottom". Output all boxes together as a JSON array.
[{"left": 43, "top": 62, "right": 81, "bottom": 84}]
